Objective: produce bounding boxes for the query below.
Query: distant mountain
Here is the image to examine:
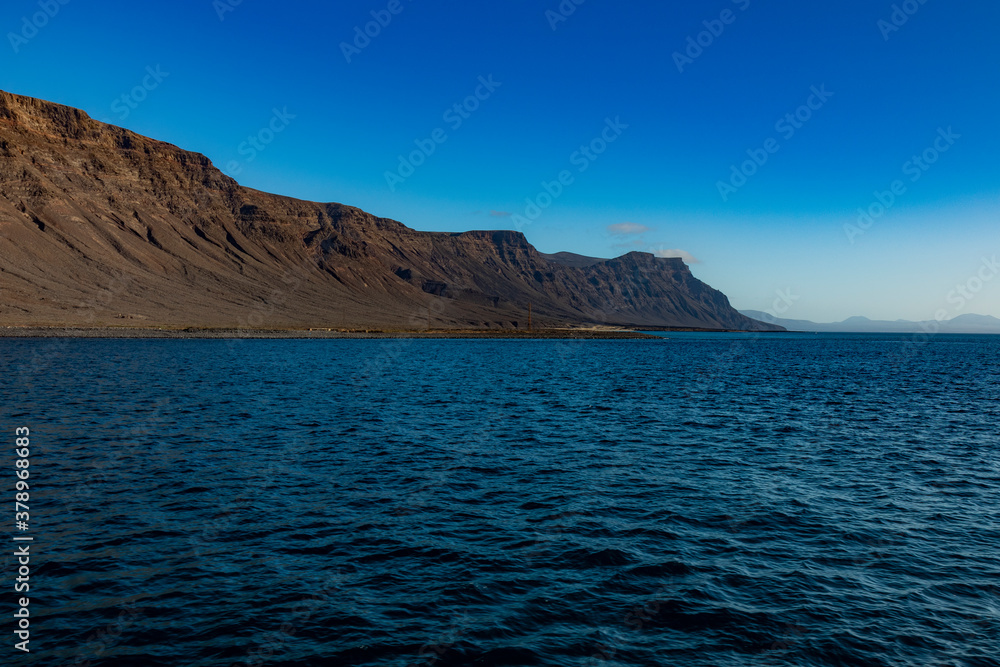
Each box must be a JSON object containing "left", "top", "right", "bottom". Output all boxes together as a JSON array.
[
  {"left": 0, "top": 89, "right": 780, "bottom": 331},
  {"left": 740, "top": 310, "right": 1000, "bottom": 334}
]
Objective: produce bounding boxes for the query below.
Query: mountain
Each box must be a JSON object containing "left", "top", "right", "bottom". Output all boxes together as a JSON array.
[
  {"left": 537, "top": 252, "right": 607, "bottom": 268},
  {"left": 740, "top": 310, "right": 1000, "bottom": 334},
  {"left": 0, "top": 89, "right": 779, "bottom": 331}
]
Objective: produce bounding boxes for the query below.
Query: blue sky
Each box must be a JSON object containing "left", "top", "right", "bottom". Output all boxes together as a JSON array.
[{"left": 2, "top": 0, "right": 999, "bottom": 321}]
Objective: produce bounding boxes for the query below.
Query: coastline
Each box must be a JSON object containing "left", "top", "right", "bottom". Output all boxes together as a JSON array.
[{"left": 0, "top": 326, "right": 671, "bottom": 340}]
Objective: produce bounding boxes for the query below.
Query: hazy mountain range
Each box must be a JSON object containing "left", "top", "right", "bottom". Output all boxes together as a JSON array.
[
  {"left": 740, "top": 311, "right": 1000, "bottom": 334},
  {"left": 0, "top": 89, "right": 779, "bottom": 332}
]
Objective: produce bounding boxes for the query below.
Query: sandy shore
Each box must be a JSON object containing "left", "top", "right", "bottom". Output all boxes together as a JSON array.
[{"left": 0, "top": 326, "right": 668, "bottom": 340}]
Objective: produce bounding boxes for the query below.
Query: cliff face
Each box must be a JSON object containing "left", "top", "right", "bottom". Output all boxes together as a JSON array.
[{"left": 0, "top": 90, "right": 780, "bottom": 331}]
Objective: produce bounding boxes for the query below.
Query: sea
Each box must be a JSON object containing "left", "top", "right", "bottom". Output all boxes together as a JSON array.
[{"left": 2, "top": 333, "right": 998, "bottom": 666}]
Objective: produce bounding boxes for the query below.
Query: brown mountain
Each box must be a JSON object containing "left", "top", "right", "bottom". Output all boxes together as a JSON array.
[{"left": 0, "top": 89, "right": 780, "bottom": 331}]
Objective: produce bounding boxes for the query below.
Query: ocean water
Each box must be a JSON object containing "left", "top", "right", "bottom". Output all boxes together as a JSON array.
[{"left": 2, "top": 333, "right": 999, "bottom": 666}]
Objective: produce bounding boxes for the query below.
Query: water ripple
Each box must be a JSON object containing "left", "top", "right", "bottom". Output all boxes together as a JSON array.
[{"left": 1, "top": 334, "right": 998, "bottom": 666}]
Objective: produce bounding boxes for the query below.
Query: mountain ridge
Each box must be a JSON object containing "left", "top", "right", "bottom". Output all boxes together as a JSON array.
[
  {"left": 0, "top": 88, "right": 780, "bottom": 331},
  {"left": 740, "top": 310, "right": 1000, "bottom": 334}
]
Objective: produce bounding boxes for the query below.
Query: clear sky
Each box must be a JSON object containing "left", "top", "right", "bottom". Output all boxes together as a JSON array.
[{"left": 2, "top": 0, "right": 998, "bottom": 321}]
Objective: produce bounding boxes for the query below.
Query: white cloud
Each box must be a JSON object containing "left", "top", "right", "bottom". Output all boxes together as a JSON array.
[{"left": 654, "top": 248, "right": 701, "bottom": 264}]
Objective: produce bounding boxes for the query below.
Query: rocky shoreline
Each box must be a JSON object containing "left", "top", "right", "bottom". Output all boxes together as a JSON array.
[{"left": 0, "top": 327, "right": 668, "bottom": 340}]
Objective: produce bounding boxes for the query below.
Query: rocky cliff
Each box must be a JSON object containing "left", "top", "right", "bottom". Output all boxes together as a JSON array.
[{"left": 0, "top": 89, "right": 780, "bottom": 331}]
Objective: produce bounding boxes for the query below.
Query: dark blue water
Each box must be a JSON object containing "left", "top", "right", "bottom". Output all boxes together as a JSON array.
[{"left": 2, "top": 334, "right": 999, "bottom": 666}]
